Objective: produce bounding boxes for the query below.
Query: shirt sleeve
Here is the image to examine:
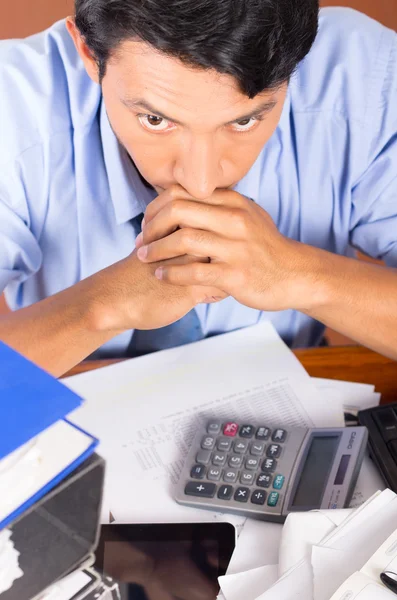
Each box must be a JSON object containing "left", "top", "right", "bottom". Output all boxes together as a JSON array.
[
  {"left": 349, "top": 33, "right": 397, "bottom": 267},
  {"left": 0, "top": 164, "right": 42, "bottom": 294}
]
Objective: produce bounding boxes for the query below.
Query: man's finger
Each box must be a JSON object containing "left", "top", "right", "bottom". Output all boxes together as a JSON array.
[
  {"left": 144, "top": 185, "right": 243, "bottom": 225},
  {"left": 138, "top": 228, "right": 232, "bottom": 263},
  {"left": 155, "top": 261, "right": 231, "bottom": 290},
  {"left": 138, "top": 201, "right": 249, "bottom": 247}
]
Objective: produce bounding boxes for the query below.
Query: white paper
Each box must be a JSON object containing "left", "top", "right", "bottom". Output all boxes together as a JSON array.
[
  {"left": 0, "top": 529, "right": 23, "bottom": 593},
  {"left": 0, "top": 420, "right": 94, "bottom": 524},
  {"left": 314, "top": 378, "right": 381, "bottom": 413},
  {"left": 226, "top": 519, "right": 282, "bottom": 575},
  {"left": 349, "top": 454, "right": 385, "bottom": 509},
  {"left": 41, "top": 570, "right": 93, "bottom": 600},
  {"left": 219, "top": 565, "right": 278, "bottom": 600},
  {"left": 361, "top": 526, "right": 397, "bottom": 581},
  {"left": 278, "top": 509, "right": 350, "bottom": 577},
  {"left": 254, "top": 558, "right": 314, "bottom": 600},
  {"left": 312, "top": 492, "right": 397, "bottom": 600},
  {"left": 329, "top": 572, "right": 394, "bottom": 600},
  {"left": 66, "top": 323, "right": 343, "bottom": 524}
]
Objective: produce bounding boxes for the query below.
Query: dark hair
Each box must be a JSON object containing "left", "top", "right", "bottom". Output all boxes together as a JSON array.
[{"left": 75, "top": 0, "right": 319, "bottom": 98}]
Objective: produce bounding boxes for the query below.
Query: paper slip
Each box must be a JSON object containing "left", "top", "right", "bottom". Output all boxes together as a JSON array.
[
  {"left": 66, "top": 322, "right": 344, "bottom": 524},
  {"left": 329, "top": 525, "right": 397, "bottom": 599}
]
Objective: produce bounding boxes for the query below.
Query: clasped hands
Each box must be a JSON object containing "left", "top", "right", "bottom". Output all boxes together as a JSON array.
[{"left": 135, "top": 185, "right": 315, "bottom": 312}]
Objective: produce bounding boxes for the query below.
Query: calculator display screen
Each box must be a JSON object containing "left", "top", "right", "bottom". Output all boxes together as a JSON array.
[{"left": 291, "top": 435, "right": 339, "bottom": 508}]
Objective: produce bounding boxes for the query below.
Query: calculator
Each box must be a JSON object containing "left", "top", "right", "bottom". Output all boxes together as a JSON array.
[{"left": 175, "top": 420, "right": 368, "bottom": 522}]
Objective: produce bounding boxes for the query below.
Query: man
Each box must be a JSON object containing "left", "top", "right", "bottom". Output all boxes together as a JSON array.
[{"left": 0, "top": 0, "right": 396, "bottom": 377}]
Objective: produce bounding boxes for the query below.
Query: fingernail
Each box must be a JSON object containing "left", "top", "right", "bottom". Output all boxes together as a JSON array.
[
  {"left": 137, "top": 245, "right": 148, "bottom": 260},
  {"left": 141, "top": 217, "right": 146, "bottom": 228},
  {"left": 135, "top": 232, "right": 143, "bottom": 248},
  {"left": 155, "top": 267, "right": 163, "bottom": 280}
]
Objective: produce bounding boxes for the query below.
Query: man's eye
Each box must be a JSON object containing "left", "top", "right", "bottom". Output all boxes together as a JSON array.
[
  {"left": 232, "top": 117, "right": 259, "bottom": 132},
  {"left": 138, "top": 114, "right": 173, "bottom": 132}
]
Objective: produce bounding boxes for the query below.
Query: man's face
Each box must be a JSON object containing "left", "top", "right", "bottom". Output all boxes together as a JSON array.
[{"left": 71, "top": 24, "right": 287, "bottom": 198}]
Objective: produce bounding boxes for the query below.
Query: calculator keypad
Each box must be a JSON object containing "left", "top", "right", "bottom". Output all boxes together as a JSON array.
[{"left": 183, "top": 422, "right": 292, "bottom": 514}]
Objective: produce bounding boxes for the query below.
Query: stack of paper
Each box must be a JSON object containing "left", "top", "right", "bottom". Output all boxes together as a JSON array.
[
  {"left": 67, "top": 322, "right": 347, "bottom": 525},
  {"left": 218, "top": 490, "right": 397, "bottom": 600},
  {"left": 66, "top": 322, "right": 383, "bottom": 526}
]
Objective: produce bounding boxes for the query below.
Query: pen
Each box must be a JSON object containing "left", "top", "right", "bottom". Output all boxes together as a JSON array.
[{"left": 381, "top": 571, "right": 397, "bottom": 594}]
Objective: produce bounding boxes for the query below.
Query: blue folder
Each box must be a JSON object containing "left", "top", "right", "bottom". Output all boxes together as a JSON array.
[
  {"left": 0, "top": 342, "right": 98, "bottom": 529},
  {"left": 0, "top": 342, "right": 84, "bottom": 460}
]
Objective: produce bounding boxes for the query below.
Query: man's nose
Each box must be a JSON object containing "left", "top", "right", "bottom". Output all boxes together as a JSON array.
[{"left": 173, "top": 135, "right": 222, "bottom": 200}]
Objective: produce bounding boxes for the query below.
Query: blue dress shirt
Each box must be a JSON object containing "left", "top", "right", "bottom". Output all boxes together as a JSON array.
[{"left": 0, "top": 8, "right": 396, "bottom": 356}]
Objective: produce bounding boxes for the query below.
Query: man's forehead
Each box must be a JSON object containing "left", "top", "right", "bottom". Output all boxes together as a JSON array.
[{"left": 109, "top": 40, "right": 280, "bottom": 120}]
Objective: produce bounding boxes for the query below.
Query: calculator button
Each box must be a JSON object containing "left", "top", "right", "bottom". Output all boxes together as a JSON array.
[
  {"left": 239, "top": 425, "right": 255, "bottom": 438},
  {"left": 250, "top": 442, "right": 265, "bottom": 456},
  {"left": 223, "top": 422, "right": 239, "bottom": 437},
  {"left": 223, "top": 469, "right": 238, "bottom": 483},
  {"left": 212, "top": 452, "right": 227, "bottom": 466},
  {"left": 245, "top": 457, "right": 259, "bottom": 470},
  {"left": 272, "top": 429, "right": 287, "bottom": 443},
  {"left": 256, "top": 427, "right": 271, "bottom": 440},
  {"left": 218, "top": 485, "right": 234, "bottom": 500},
  {"left": 257, "top": 473, "right": 272, "bottom": 488},
  {"left": 251, "top": 489, "right": 267, "bottom": 505},
  {"left": 191, "top": 465, "right": 206, "bottom": 479},
  {"left": 229, "top": 455, "right": 243, "bottom": 468},
  {"left": 273, "top": 475, "right": 285, "bottom": 490},
  {"left": 266, "top": 444, "right": 282, "bottom": 458},
  {"left": 185, "top": 482, "right": 216, "bottom": 498},
  {"left": 240, "top": 471, "right": 254, "bottom": 485},
  {"left": 201, "top": 436, "right": 215, "bottom": 450},
  {"left": 196, "top": 450, "right": 211, "bottom": 465},
  {"left": 217, "top": 438, "right": 232, "bottom": 452},
  {"left": 207, "top": 421, "right": 221, "bottom": 435},
  {"left": 234, "top": 487, "right": 249, "bottom": 502},
  {"left": 234, "top": 440, "right": 248, "bottom": 454},
  {"left": 267, "top": 491, "right": 279, "bottom": 507},
  {"left": 208, "top": 467, "right": 222, "bottom": 481},
  {"left": 261, "top": 458, "right": 277, "bottom": 473}
]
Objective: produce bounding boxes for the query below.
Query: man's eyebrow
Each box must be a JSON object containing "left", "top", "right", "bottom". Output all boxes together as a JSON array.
[{"left": 120, "top": 97, "right": 277, "bottom": 126}]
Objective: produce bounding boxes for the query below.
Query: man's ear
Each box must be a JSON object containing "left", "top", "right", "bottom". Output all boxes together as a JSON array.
[{"left": 65, "top": 17, "right": 100, "bottom": 84}]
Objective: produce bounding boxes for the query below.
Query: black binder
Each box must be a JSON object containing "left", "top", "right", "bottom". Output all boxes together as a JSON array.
[{"left": 3, "top": 453, "right": 105, "bottom": 600}]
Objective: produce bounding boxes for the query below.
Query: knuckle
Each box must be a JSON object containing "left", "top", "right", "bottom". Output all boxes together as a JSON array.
[
  {"left": 191, "top": 263, "right": 206, "bottom": 282},
  {"left": 230, "top": 208, "right": 250, "bottom": 235},
  {"left": 192, "top": 264, "right": 218, "bottom": 285},
  {"left": 169, "top": 198, "right": 184, "bottom": 219},
  {"left": 168, "top": 184, "right": 182, "bottom": 200},
  {"left": 179, "top": 227, "right": 201, "bottom": 248}
]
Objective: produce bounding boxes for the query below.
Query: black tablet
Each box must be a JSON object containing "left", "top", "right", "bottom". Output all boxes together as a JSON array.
[{"left": 94, "top": 522, "right": 236, "bottom": 600}]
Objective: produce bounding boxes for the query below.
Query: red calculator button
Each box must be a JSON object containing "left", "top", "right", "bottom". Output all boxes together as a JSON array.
[{"left": 223, "top": 422, "right": 239, "bottom": 437}]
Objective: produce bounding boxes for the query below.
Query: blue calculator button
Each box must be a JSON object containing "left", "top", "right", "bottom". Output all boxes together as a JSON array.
[
  {"left": 273, "top": 475, "right": 285, "bottom": 490},
  {"left": 267, "top": 491, "right": 279, "bottom": 507}
]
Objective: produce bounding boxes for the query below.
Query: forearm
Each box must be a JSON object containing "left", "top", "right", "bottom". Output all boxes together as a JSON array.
[
  {"left": 299, "top": 245, "right": 397, "bottom": 359},
  {"left": 0, "top": 276, "right": 122, "bottom": 378}
]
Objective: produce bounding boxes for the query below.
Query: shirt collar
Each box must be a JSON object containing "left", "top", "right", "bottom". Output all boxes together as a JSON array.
[{"left": 100, "top": 99, "right": 157, "bottom": 225}]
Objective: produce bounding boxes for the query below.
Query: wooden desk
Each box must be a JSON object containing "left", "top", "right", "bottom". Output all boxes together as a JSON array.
[{"left": 64, "top": 346, "right": 397, "bottom": 404}]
